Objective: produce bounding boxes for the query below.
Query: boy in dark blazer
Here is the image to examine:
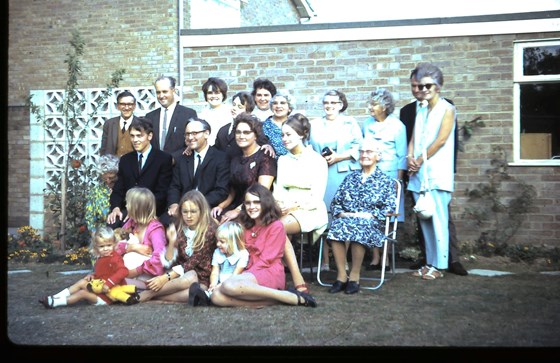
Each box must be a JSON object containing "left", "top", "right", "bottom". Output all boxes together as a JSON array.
[{"left": 107, "top": 117, "right": 173, "bottom": 228}]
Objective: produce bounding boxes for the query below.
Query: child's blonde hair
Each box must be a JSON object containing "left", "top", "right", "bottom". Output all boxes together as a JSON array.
[
  {"left": 125, "top": 187, "right": 156, "bottom": 225},
  {"left": 90, "top": 225, "right": 116, "bottom": 258},
  {"left": 174, "top": 190, "right": 216, "bottom": 252},
  {"left": 215, "top": 221, "right": 246, "bottom": 256}
]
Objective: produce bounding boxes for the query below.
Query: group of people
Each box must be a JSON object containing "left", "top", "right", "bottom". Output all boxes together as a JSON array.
[{"left": 40, "top": 61, "right": 468, "bottom": 310}]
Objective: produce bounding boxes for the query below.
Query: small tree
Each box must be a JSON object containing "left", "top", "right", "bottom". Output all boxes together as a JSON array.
[{"left": 28, "top": 29, "right": 125, "bottom": 250}]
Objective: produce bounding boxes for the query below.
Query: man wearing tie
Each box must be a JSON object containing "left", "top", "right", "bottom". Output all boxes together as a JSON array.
[
  {"left": 163, "top": 118, "right": 230, "bottom": 226},
  {"left": 100, "top": 90, "right": 139, "bottom": 156},
  {"left": 145, "top": 75, "right": 197, "bottom": 155},
  {"left": 107, "top": 117, "right": 173, "bottom": 228}
]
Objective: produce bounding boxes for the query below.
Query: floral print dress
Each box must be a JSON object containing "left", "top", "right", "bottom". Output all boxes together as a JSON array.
[{"left": 327, "top": 167, "right": 396, "bottom": 248}]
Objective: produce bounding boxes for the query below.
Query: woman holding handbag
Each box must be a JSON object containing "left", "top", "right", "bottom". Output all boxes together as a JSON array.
[{"left": 407, "top": 63, "right": 456, "bottom": 280}]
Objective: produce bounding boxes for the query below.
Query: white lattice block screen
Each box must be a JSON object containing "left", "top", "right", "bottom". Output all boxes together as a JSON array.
[{"left": 29, "top": 87, "right": 156, "bottom": 234}]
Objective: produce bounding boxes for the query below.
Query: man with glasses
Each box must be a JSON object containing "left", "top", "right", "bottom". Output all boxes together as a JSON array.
[
  {"left": 101, "top": 90, "right": 139, "bottom": 156},
  {"left": 400, "top": 64, "right": 467, "bottom": 276},
  {"left": 163, "top": 118, "right": 230, "bottom": 226}
]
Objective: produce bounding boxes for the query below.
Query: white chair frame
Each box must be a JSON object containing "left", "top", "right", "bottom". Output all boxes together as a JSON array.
[{"left": 316, "top": 178, "right": 402, "bottom": 291}]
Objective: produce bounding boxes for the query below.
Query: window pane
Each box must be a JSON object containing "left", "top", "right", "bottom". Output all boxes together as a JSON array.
[
  {"left": 520, "top": 83, "right": 560, "bottom": 159},
  {"left": 523, "top": 45, "right": 560, "bottom": 76}
]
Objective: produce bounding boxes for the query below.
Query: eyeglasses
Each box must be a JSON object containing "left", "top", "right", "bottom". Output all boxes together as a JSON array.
[
  {"left": 359, "top": 150, "right": 379, "bottom": 155},
  {"left": 235, "top": 130, "right": 254, "bottom": 136},
  {"left": 185, "top": 130, "right": 206, "bottom": 137},
  {"left": 118, "top": 102, "right": 135, "bottom": 108},
  {"left": 416, "top": 84, "right": 435, "bottom": 91},
  {"left": 323, "top": 101, "right": 341, "bottom": 105}
]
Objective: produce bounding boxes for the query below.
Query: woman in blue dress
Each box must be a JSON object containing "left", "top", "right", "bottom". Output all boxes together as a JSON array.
[
  {"left": 262, "top": 91, "right": 293, "bottom": 158},
  {"left": 309, "top": 89, "right": 363, "bottom": 271},
  {"left": 326, "top": 138, "right": 397, "bottom": 295}
]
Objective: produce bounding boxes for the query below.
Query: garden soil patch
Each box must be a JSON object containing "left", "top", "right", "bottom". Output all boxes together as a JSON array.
[{"left": 5, "top": 257, "right": 560, "bottom": 361}]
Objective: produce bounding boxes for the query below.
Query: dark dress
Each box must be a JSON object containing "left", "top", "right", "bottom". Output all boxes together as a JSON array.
[
  {"left": 226, "top": 149, "right": 277, "bottom": 212},
  {"left": 327, "top": 167, "right": 396, "bottom": 248}
]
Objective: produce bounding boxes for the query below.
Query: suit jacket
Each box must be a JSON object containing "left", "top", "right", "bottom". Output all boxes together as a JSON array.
[
  {"left": 168, "top": 146, "right": 230, "bottom": 208},
  {"left": 100, "top": 115, "right": 140, "bottom": 156},
  {"left": 145, "top": 104, "right": 197, "bottom": 154},
  {"left": 109, "top": 148, "right": 173, "bottom": 217},
  {"left": 400, "top": 98, "right": 458, "bottom": 172}
]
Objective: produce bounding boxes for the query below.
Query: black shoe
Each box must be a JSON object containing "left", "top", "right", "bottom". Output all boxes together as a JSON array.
[
  {"left": 448, "top": 262, "right": 468, "bottom": 276},
  {"left": 328, "top": 279, "right": 348, "bottom": 293},
  {"left": 288, "top": 287, "right": 317, "bottom": 308},
  {"left": 188, "top": 283, "right": 202, "bottom": 306},
  {"left": 344, "top": 281, "right": 360, "bottom": 294}
]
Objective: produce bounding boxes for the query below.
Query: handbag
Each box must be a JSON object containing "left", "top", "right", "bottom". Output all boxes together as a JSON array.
[{"left": 413, "top": 148, "right": 435, "bottom": 220}]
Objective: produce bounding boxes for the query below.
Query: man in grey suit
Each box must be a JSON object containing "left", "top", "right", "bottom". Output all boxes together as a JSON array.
[
  {"left": 163, "top": 118, "right": 230, "bottom": 226},
  {"left": 145, "top": 76, "right": 198, "bottom": 155},
  {"left": 100, "top": 90, "right": 139, "bottom": 157}
]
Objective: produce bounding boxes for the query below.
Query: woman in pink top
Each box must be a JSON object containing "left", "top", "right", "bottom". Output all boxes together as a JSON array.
[{"left": 210, "top": 184, "right": 317, "bottom": 308}]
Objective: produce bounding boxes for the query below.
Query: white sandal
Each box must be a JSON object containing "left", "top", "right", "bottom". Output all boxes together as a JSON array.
[
  {"left": 422, "top": 266, "right": 443, "bottom": 280},
  {"left": 412, "top": 265, "right": 429, "bottom": 277}
]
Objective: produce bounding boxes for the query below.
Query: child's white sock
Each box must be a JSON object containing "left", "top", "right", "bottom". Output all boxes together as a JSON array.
[
  {"left": 53, "top": 288, "right": 70, "bottom": 300},
  {"left": 52, "top": 296, "right": 67, "bottom": 308}
]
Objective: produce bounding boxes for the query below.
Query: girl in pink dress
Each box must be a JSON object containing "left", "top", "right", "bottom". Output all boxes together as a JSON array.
[{"left": 210, "top": 184, "right": 317, "bottom": 308}]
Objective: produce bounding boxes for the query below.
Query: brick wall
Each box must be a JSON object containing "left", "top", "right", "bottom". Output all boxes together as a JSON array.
[
  {"left": 182, "top": 32, "right": 560, "bottom": 246},
  {"left": 8, "top": 0, "right": 560, "bottom": 246}
]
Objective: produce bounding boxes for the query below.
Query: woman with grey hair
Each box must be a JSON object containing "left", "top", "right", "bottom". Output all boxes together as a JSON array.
[
  {"left": 262, "top": 90, "right": 295, "bottom": 158},
  {"left": 407, "top": 62, "right": 456, "bottom": 280},
  {"left": 362, "top": 88, "right": 407, "bottom": 270},
  {"left": 85, "top": 154, "right": 120, "bottom": 233}
]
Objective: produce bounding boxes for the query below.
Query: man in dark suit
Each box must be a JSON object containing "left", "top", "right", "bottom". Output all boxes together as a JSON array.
[
  {"left": 401, "top": 68, "right": 467, "bottom": 276},
  {"left": 163, "top": 118, "right": 230, "bottom": 226},
  {"left": 100, "top": 90, "right": 140, "bottom": 157},
  {"left": 107, "top": 117, "right": 173, "bottom": 228},
  {"left": 145, "top": 75, "right": 198, "bottom": 155}
]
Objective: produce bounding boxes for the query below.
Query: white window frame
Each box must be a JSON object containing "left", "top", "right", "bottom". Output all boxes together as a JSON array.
[{"left": 512, "top": 38, "right": 560, "bottom": 166}]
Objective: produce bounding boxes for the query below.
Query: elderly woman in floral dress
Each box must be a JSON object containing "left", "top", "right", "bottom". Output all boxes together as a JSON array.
[{"left": 326, "top": 138, "right": 396, "bottom": 295}]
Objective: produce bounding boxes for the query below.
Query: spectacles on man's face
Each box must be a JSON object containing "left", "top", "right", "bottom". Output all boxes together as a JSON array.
[
  {"left": 118, "top": 102, "right": 136, "bottom": 108},
  {"left": 235, "top": 130, "right": 254, "bottom": 136},
  {"left": 185, "top": 130, "right": 206, "bottom": 137},
  {"left": 416, "top": 83, "right": 435, "bottom": 91}
]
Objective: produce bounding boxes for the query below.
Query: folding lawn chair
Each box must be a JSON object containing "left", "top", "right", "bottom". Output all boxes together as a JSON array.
[{"left": 316, "top": 178, "right": 402, "bottom": 291}]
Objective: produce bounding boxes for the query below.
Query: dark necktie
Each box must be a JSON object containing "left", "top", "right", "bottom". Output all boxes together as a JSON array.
[
  {"left": 121, "top": 121, "right": 127, "bottom": 134},
  {"left": 138, "top": 153, "right": 143, "bottom": 172},
  {"left": 193, "top": 154, "right": 202, "bottom": 189},
  {"left": 160, "top": 108, "right": 168, "bottom": 149}
]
